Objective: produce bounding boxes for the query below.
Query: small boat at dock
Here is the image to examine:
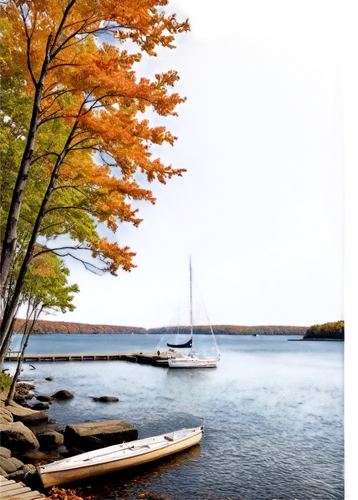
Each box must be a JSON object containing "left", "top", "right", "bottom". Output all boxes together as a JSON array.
[
  {"left": 166, "top": 258, "right": 220, "bottom": 369},
  {"left": 37, "top": 425, "right": 204, "bottom": 488}
]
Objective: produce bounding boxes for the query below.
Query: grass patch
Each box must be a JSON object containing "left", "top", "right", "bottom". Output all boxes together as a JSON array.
[{"left": 0, "top": 371, "right": 12, "bottom": 392}]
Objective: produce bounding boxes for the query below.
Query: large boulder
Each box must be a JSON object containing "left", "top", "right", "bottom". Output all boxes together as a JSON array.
[
  {"left": 0, "top": 446, "right": 11, "bottom": 458},
  {"left": 0, "top": 422, "right": 40, "bottom": 451},
  {"left": 6, "top": 401, "right": 48, "bottom": 425},
  {"left": 0, "top": 456, "right": 24, "bottom": 473},
  {"left": 64, "top": 420, "right": 138, "bottom": 452},
  {"left": 38, "top": 431, "right": 64, "bottom": 449},
  {"left": 0, "top": 407, "right": 13, "bottom": 425},
  {"left": 51, "top": 390, "right": 74, "bottom": 400}
]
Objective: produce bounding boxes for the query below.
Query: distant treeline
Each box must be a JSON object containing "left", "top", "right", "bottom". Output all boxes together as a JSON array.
[
  {"left": 149, "top": 325, "right": 308, "bottom": 335},
  {"left": 13, "top": 319, "right": 308, "bottom": 336},
  {"left": 303, "top": 321, "right": 344, "bottom": 340},
  {"left": 14, "top": 320, "right": 146, "bottom": 335}
]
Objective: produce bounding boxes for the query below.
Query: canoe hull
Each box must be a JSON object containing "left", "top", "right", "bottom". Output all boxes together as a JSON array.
[{"left": 38, "top": 428, "right": 203, "bottom": 488}]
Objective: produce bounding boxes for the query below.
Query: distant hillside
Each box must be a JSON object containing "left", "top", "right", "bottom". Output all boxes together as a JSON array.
[
  {"left": 13, "top": 319, "right": 308, "bottom": 335},
  {"left": 149, "top": 325, "right": 308, "bottom": 335},
  {"left": 14, "top": 319, "right": 146, "bottom": 335},
  {"left": 303, "top": 321, "right": 344, "bottom": 340}
]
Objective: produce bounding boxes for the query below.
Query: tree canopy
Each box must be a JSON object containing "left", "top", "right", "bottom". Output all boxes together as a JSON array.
[
  {"left": 0, "top": 0, "right": 190, "bottom": 364},
  {"left": 304, "top": 321, "right": 344, "bottom": 340}
]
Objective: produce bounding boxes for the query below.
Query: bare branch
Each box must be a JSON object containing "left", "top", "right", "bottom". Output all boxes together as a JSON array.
[
  {"left": 39, "top": 220, "right": 66, "bottom": 234},
  {"left": 52, "top": 184, "right": 87, "bottom": 196},
  {"left": 33, "top": 244, "right": 88, "bottom": 257},
  {"left": 56, "top": 253, "right": 105, "bottom": 275},
  {"left": 20, "top": 6, "right": 37, "bottom": 87},
  {"left": 30, "top": 151, "right": 60, "bottom": 165},
  {"left": 48, "top": 62, "right": 83, "bottom": 71},
  {"left": 44, "top": 205, "right": 95, "bottom": 216}
]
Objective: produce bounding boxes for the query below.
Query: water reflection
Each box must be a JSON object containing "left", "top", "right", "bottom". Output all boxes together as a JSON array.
[
  {"left": 73, "top": 444, "right": 202, "bottom": 497},
  {"left": 166, "top": 367, "right": 215, "bottom": 381}
]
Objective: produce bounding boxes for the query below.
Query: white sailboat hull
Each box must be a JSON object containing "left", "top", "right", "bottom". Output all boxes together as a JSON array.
[
  {"left": 37, "top": 426, "right": 203, "bottom": 488},
  {"left": 168, "top": 357, "right": 218, "bottom": 368}
]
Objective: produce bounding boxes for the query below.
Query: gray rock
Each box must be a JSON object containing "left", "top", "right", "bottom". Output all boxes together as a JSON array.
[
  {"left": 6, "top": 469, "right": 26, "bottom": 481},
  {"left": 54, "top": 426, "right": 65, "bottom": 434},
  {"left": 64, "top": 420, "right": 138, "bottom": 452},
  {"left": 32, "top": 403, "right": 50, "bottom": 410},
  {"left": 38, "top": 431, "right": 64, "bottom": 449},
  {"left": 0, "top": 456, "right": 24, "bottom": 473},
  {"left": 6, "top": 402, "right": 48, "bottom": 425},
  {"left": 17, "top": 383, "right": 35, "bottom": 391},
  {"left": 36, "top": 395, "right": 53, "bottom": 402},
  {"left": 14, "top": 389, "right": 35, "bottom": 404},
  {"left": 51, "top": 390, "right": 74, "bottom": 400},
  {"left": 0, "top": 446, "right": 11, "bottom": 458},
  {"left": 89, "top": 396, "right": 119, "bottom": 403},
  {"left": 0, "top": 421, "right": 40, "bottom": 451},
  {"left": 22, "top": 464, "right": 36, "bottom": 474}
]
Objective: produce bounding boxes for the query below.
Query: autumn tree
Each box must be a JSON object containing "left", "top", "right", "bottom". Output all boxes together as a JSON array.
[
  {"left": 0, "top": 0, "right": 190, "bottom": 354},
  {"left": 0, "top": 56, "right": 106, "bottom": 347},
  {"left": 5, "top": 253, "right": 79, "bottom": 401}
]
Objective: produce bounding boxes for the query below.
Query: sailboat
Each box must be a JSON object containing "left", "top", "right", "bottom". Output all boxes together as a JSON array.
[{"left": 167, "top": 259, "right": 220, "bottom": 369}]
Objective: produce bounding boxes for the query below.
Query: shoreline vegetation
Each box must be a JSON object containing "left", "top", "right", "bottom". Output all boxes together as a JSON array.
[
  {"left": 14, "top": 320, "right": 309, "bottom": 336},
  {"left": 302, "top": 321, "right": 344, "bottom": 341}
]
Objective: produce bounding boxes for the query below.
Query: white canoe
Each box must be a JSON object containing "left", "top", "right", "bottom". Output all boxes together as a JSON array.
[
  {"left": 37, "top": 426, "right": 203, "bottom": 488},
  {"left": 168, "top": 356, "right": 218, "bottom": 368}
]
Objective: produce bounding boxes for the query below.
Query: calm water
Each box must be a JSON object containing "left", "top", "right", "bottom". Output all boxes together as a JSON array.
[{"left": 8, "top": 334, "right": 344, "bottom": 500}]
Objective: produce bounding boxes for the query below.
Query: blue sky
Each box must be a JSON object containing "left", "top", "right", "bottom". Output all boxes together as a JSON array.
[{"left": 51, "top": 33, "right": 345, "bottom": 327}]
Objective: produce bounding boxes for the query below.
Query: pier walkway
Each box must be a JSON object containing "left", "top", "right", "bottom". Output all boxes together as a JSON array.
[
  {"left": 0, "top": 475, "right": 46, "bottom": 500},
  {"left": 4, "top": 352, "right": 170, "bottom": 366}
]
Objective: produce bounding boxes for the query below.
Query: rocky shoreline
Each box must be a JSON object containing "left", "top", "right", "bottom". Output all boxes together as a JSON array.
[{"left": 0, "top": 379, "right": 138, "bottom": 492}]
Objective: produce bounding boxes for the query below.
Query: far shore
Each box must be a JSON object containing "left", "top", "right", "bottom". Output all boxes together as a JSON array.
[
  {"left": 287, "top": 338, "right": 346, "bottom": 342},
  {"left": 15, "top": 331, "right": 305, "bottom": 336},
  {"left": 14, "top": 319, "right": 308, "bottom": 336}
]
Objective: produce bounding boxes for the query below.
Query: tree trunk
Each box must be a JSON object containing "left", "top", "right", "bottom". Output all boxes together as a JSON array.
[
  {"left": 0, "top": 315, "right": 17, "bottom": 367},
  {"left": 0, "top": 40, "right": 52, "bottom": 298},
  {"left": 0, "top": 134, "right": 75, "bottom": 364},
  {"left": 7, "top": 310, "right": 40, "bottom": 404},
  {"left": 0, "top": 89, "right": 42, "bottom": 294}
]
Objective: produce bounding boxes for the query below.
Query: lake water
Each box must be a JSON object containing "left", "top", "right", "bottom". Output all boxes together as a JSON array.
[{"left": 7, "top": 334, "right": 344, "bottom": 500}]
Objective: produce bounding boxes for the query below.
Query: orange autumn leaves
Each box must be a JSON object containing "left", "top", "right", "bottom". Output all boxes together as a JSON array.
[{"left": 1, "top": 0, "right": 189, "bottom": 276}]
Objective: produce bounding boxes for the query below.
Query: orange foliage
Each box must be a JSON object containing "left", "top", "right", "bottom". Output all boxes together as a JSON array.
[
  {"left": 48, "top": 486, "right": 89, "bottom": 500},
  {"left": 1, "top": 0, "right": 190, "bottom": 275}
]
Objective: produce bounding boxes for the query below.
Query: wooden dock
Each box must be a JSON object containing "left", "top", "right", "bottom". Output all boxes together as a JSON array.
[
  {"left": 4, "top": 352, "right": 170, "bottom": 367},
  {"left": 0, "top": 475, "right": 46, "bottom": 500}
]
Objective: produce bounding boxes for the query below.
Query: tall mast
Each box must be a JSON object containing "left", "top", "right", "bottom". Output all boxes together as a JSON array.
[
  {"left": 190, "top": 256, "right": 193, "bottom": 344},
  {"left": 175, "top": 300, "right": 180, "bottom": 344}
]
